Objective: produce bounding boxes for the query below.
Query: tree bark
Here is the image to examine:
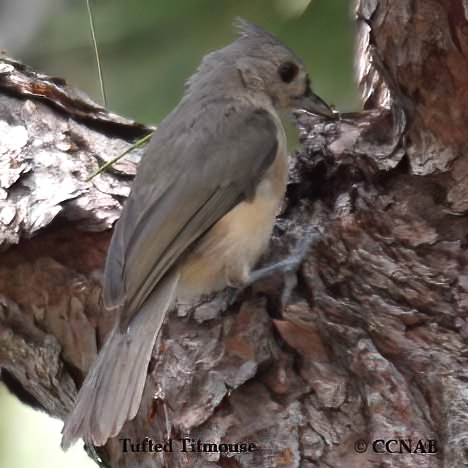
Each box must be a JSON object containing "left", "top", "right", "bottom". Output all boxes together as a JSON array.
[{"left": 1, "top": 1, "right": 468, "bottom": 467}]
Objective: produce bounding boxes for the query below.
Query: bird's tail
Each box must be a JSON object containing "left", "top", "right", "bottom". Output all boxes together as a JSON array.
[{"left": 61, "top": 272, "right": 179, "bottom": 449}]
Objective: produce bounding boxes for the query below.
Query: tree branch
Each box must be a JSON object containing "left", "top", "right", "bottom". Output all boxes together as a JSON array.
[{"left": 1, "top": 2, "right": 468, "bottom": 466}]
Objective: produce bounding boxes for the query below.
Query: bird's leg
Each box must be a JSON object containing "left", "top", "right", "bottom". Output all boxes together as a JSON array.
[
  {"left": 247, "top": 230, "right": 321, "bottom": 307},
  {"left": 247, "top": 230, "right": 321, "bottom": 286},
  {"left": 193, "top": 231, "right": 321, "bottom": 315}
]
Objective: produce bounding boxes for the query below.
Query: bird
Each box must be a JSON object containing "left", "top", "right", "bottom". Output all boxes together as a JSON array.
[{"left": 61, "top": 17, "right": 335, "bottom": 449}]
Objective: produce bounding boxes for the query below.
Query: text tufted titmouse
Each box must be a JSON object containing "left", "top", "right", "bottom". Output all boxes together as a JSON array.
[{"left": 62, "top": 18, "right": 335, "bottom": 449}]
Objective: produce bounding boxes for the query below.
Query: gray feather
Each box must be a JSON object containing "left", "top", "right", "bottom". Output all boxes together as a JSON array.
[
  {"left": 61, "top": 271, "right": 179, "bottom": 449},
  {"left": 103, "top": 103, "right": 278, "bottom": 328}
]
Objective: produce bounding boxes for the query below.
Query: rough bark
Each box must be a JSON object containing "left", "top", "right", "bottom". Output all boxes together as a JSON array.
[{"left": 1, "top": 1, "right": 468, "bottom": 467}]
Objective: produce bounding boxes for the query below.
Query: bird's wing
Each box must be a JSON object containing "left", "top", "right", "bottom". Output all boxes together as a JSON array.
[{"left": 103, "top": 100, "right": 280, "bottom": 327}]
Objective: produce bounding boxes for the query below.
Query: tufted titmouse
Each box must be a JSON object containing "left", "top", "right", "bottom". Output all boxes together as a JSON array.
[{"left": 62, "top": 18, "right": 335, "bottom": 449}]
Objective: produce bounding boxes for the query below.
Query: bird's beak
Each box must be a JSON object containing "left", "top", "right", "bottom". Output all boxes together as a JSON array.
[{"left": 294, "top": 90, "right": 337, "bottom": 119}]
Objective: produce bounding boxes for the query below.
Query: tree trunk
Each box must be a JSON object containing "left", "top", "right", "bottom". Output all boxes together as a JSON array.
[{"left": 1, "top": 1, "right": 467, "bottom": 467}]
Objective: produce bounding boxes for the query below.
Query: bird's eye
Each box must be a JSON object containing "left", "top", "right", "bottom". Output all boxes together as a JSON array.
[{"left": 278, "top": 62, "right": 299, "bottom": 83}]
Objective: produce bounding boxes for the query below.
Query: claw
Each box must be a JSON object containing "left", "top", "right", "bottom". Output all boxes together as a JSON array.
[{"left": 247, "top": 230, "right": 322, "bottom": 285}]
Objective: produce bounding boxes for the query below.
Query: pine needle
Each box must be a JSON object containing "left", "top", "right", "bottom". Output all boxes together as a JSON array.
[{"left": 87, "top": 132, "right": 153, "bottom": 181}]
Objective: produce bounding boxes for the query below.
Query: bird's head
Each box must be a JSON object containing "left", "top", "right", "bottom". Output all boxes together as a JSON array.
[
  {"left": 233, "top": 19, "right": 336, "bottom": 118},
  {"left": 186, "top": 18, "right": 336, "bottom": 119}
]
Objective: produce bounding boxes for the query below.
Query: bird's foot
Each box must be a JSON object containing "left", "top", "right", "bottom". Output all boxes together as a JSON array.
[{"left": 247, "top": 230, "right": 321, "bottom": 286}]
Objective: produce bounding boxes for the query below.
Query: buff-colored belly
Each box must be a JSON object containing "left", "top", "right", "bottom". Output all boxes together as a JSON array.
[{"left": 178, "top": 150, "right": 288, "bottom": 299}]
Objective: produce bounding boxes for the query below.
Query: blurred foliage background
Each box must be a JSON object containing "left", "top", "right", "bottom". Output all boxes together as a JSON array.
[
  {"left": 2, "top": 0, "right": 359, "bottom": 125},
  {"left": 0, "top": 0, "right": 358, "bottom": 466}
]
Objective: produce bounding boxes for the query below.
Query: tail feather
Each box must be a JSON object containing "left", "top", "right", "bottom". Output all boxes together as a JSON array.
[{"left": 61, "top": 272, "right": 179, "bottom": 449}]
